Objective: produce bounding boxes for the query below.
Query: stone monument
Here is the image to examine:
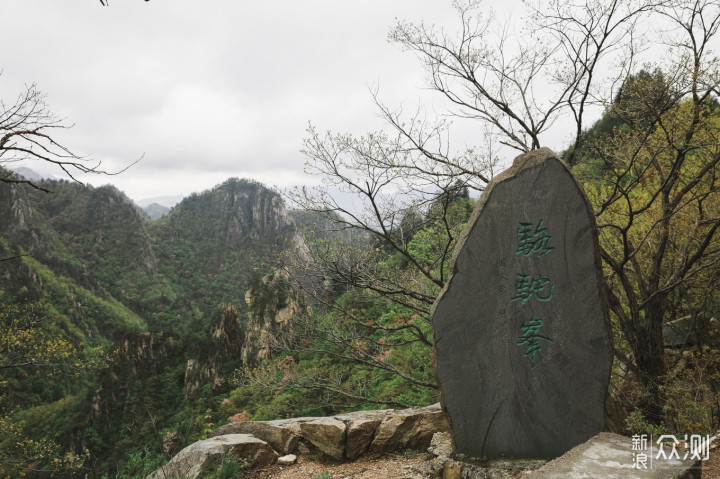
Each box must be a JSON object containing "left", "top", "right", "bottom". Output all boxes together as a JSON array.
[{"left": 431, "top": 148, "right": 611, "bottom": 459}]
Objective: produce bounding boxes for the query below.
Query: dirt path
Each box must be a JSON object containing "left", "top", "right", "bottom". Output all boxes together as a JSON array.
[
  {"left": 243, "top": 453, "right": 435, "bottom": 479},
  {"left": 704, "top": 445, "right": 720, "bottom": 478},
  {"left": 243, "top": 446, "right": 720, "bottom": 478}
]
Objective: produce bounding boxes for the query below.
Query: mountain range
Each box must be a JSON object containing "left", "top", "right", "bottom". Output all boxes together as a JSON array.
[{"left": 0, "top": 171, "right": 309, "bottom": 474}]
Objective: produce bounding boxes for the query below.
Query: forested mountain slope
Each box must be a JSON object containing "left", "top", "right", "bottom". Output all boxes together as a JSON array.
[{"left": 0, "top": 174, "right": 302, "bottom": 476}]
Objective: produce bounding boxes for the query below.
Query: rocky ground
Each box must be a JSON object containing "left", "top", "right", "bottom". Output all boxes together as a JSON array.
[
  {"left": 704, "top": 445, "right": 720, "bottom": 478},
  {"left": 243, "top": 447, "right": 720, "bottom": 479},
  {"left": 243, "top": 452, "right": 436, "bottom": 479},
  {"left": 153, "top": 401, "right": 720, "bottom": 479}
]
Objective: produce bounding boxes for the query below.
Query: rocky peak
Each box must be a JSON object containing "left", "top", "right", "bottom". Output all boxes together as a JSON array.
[
  {"left": 0, "top": 174, "right": 41, "bottom": 251},
  {"left": 166, "top": 178, "right": 295, "bottom": 247},
  {"left": 223, "top": 179, "right": 292, "bottom": 243}
]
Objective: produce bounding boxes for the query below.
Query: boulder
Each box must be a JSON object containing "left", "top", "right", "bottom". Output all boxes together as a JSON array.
[
  {"left": 299, "top": 417, "right": 347, "bottom": 460},
  {"left": 210, "top": 419, "right": 300, "bottom": 454},
  {"left": 432, "top": 148, "right": 611, "bottom": 459},
  {"left": 370, "top": 404, "right": 450, "bottom": 453},
  {"left": 443, "top": 461, "right": 463, "bottom": 479},
  {"left": 345, "top": 418, "right": 382, "bottom": 460},
  {"left": 147, "top": 434, "right": 277, "bottom": 479},
  {"left": 408, "top": 405, "right": 451, "bottom": 449},
  {"left": 335, "top": 408, "right": 393, "bottom": 460},
  {"left": 370, "top": 413, "right": 422, "bottom": 453},
  {"left": 428, "top": 432, "right": 454, "bottom": 474}
]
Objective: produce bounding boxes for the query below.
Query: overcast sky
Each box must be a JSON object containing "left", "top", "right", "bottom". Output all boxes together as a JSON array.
[{"left": 2, "top": 0, "right": 568, "bottom": 204}]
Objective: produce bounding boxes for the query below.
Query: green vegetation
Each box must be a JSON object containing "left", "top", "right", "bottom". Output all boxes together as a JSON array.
[
  {"left": 288, "top": 0, "right": 720, "bottom": 439},
  {"left": 569, "top": 68, "right": 720, "bottom": 425},
  {"left": 108, "top": 450, "right": 166, "bottom": 479},
  {"left": 142, "top": 203, "right": 170, "bottom": 220},
  {"left": 0, "top": 177, "right": 292, "bottom": 476},
  {"left": 232, "top": 188, "right": 474, "bottom": 417},
  {"left": 0, "top": 168, "right": 478, "bottom": 475}
]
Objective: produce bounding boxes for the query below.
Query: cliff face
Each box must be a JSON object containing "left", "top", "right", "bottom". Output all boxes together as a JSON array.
[
  {"left": 148, "top": 178, "right": 300, "bottom": 321},
  {"left": 0, "top": 178, "right": 33, "bottom": 231},
  {"left": 184, "top": 303, "right": 244, "bottom": 398},
  {"left": 242, "top": 270, "right": 307, "bottom": 367},
  {"left": 87, "top": 331, "right": 187, "bottom": 465},
  {"left": 89, "top": 303, "right": 249, "bottom": 463},
  {"left": 159, "top": 178, "right": 294, "bottom": 246},
  {"left": 0, "top": 176, "right": 52, "bottom": 255},
  {"left": 222, "top": 182, "right": 293, "bottom": 243}
]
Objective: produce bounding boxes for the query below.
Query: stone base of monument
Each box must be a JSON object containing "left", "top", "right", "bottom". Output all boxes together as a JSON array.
[
  {"left": 439, "top": 458, "right": 547, "bottom": 479},
  {"left": 430, "top": 432, "right": 702, "bottom": 478},
  {"left": 428, "top": 432, "right": 547, "bottom": 478}
]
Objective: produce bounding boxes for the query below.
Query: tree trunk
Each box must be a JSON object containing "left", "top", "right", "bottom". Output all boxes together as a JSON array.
[{"left": 632, "top": 298, "right": 667, "bottom": 423}]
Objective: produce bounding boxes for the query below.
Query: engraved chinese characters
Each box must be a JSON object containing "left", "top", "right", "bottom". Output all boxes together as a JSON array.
[
  {"left": 431, "top": 148, "right": 611, "bottom": 460},
  {"left": 513, "top": 220, "right": 554, "bottom": 367}
]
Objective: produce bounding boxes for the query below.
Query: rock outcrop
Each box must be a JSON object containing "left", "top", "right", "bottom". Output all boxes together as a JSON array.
[
  {"left": 185, "top": 303, "right": 244, "bottom": 398},
  {"left": 163, "top": 178, "right": 296, "bottom": 247},
  {"left": 241, "top": 269, "right": 306, "bottom": 366},
  {"left": 147, "top": 434, "right": 278, "bottom": 479},
  {"left": 150, "top": 404, "right": 450, "bottom": 478},
  {"left": 210, "top": 418, "right": 301, "bottom": 455},
  {"left": 212, "top": 403, "right": 449, "bottom": 461}
]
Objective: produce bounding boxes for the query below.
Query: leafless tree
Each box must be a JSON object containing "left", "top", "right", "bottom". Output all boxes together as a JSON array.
[
  {"left": 285, "top": 0, "right": 657, "bottom": 404},
  {"left": 0, "top": 82, "right": 133, "bottom": 192},
  {"left": 294, "top": 0, "right": 658, "bottom": 295},
  {"left": 391, "top": 0, "right": 659, "bottom": 157},
  {"left": 283, "top": 0, "right": 720, "bottom": 417}
]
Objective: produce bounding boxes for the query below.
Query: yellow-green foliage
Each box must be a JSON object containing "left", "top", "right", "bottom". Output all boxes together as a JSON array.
[
  {"left": 0, "top": 302, "right": 104, "bottom": 376},
  {"left": 662, "top": 346, "right": 720, "bottom": 435},
  {"left": 576, "top": 98, "right": 720, "bottom": 383},
  {"left": 624, "top": 345, "right": 720, "bottom": 436},
  {"left": 0, "top": 301, "right": 105, "bottom": 477},
  {"left": 20, "top": 255, "right": 146, "bottom": 335}
]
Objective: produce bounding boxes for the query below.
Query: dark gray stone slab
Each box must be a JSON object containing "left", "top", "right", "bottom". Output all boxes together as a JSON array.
[{"left": 431, "top": 148, "right": 611, "bottom": 460}]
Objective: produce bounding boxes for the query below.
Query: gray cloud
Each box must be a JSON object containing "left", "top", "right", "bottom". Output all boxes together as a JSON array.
[{"left": 2, "top": 0, "right": 528, "bottom": 202}]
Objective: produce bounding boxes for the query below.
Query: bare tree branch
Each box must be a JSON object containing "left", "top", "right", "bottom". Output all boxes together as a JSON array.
[{"left": 0, "top": 81, "right": 140, "bottom": 191}]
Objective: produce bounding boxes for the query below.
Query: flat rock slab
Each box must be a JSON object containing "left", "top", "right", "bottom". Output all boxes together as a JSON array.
[
  {"left": 526, "top": 433, "right": 701, "bottom": 478},
  {"left": 432, "top": 148, "right": 611, "bottom": 459}
]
